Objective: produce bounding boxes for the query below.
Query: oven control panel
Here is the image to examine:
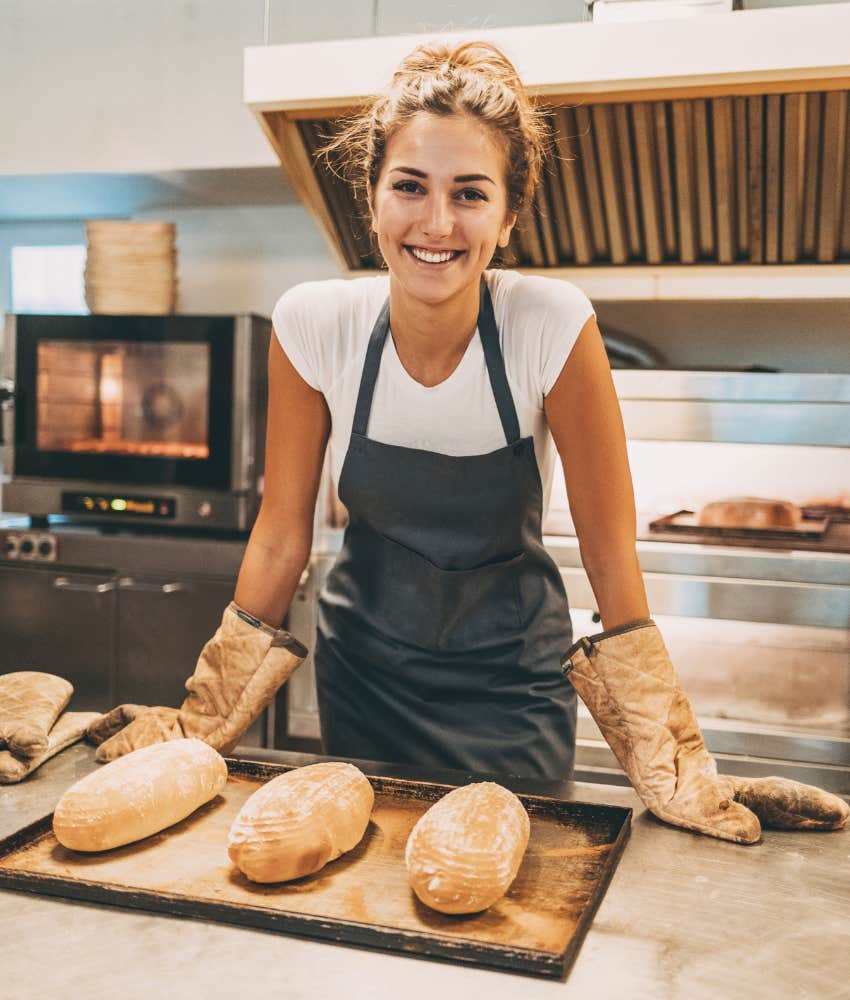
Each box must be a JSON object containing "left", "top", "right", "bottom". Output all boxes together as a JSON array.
[
  {"left": 61, "top": 491, "right": 176, "bottom": 519},
  {"left": 1, "top": 531, "right": 57, "bottom": 562}
]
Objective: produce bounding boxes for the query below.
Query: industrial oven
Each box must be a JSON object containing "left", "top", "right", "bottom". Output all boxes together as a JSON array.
[{"left": 1, "top": 312, "right": 270, "bottom": 533}]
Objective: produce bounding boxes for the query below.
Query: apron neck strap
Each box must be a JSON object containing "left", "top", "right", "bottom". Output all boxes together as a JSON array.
[
  {"left": 476, "top": 277, "right": 521, "bottom": 445},
  {"left": 351, "top": 297, "right": 391, "bottom": 438},
  {"left": 351, "top": 278, "right": 521, "bottom": 446}
]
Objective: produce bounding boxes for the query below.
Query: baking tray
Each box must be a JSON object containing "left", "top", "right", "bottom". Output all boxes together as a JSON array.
[
  {"left": 649, "top": 509, "right": 830, "bottom": 541},
  {"left": 801, "top": 503, "right": 850, "bottom": 524},
  {"left": 0, "top": 758, "right": 631, "bottom": 980}
]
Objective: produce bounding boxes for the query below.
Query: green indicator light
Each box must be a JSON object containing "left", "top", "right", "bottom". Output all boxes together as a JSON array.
[{"left": 111, "top": 498, "right": 127, "bottom": 511}]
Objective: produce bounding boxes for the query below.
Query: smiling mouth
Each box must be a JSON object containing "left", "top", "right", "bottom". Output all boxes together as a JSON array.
[{"left": 405, "top": 245, "right": 465, "bottom": 265}]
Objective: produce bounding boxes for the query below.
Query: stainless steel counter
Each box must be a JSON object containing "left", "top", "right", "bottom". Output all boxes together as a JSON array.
[{"left": 1, "top": 744, "right": 848, "bottom": 1000}]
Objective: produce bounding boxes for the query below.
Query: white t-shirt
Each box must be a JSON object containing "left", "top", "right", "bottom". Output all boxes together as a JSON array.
[{"left": 271, "top": 269, "right": 595, "bottom": 517}]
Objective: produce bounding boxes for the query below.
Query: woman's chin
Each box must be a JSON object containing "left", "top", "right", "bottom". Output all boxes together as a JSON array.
[{"left": 389, "top": 256, "right": 483, "bottom": 304}]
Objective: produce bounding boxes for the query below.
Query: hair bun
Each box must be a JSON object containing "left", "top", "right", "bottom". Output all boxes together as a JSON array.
[{"left": 394, "top": 41, "right": 523, "bottom": 96}]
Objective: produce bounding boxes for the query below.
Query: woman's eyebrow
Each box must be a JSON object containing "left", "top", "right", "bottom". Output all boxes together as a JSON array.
[{"left": 390, "top": 167, "right": 495, "bottom": 184}]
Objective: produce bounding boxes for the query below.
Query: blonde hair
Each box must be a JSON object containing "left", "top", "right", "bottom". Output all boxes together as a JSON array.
[{"left": 320, "top": 40, "right": 548, "bottom": 218}]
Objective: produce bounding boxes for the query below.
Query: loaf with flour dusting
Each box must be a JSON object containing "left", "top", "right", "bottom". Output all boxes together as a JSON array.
[
  {"left": 227, "top": 761, "right": 374, "bottom": 883},
  {"left": 405, "top": 781, "right": 530, "bottom": 914},
  {"left": 53, "top": 738, "right": 227, "bottom": 851}
]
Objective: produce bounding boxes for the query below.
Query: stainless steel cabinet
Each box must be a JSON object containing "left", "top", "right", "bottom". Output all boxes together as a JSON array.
[
  {"left": 114, "top": 574, "right": 235, "bottom": 706},
  {"left": 0, "top": 564, "right": 116, "bottom": 711}
]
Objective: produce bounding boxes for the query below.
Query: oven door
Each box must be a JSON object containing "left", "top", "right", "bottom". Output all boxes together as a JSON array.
[{"left": 9, "top": 314, "right": 234, "bottom": 492}]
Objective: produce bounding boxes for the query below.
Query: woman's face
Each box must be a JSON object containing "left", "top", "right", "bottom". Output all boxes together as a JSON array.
[{"left": 369, "top": 113, "right": 517, "bottom": 307}]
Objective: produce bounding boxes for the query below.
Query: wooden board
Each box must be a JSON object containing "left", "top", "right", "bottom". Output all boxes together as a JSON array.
[{"left": 0, "top": 759, "right": 631, "bottom": 980}]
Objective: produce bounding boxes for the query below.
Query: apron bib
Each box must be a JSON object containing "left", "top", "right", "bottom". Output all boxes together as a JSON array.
[{"left": 315, "top": 278, "right": 576, "bottom": 779}]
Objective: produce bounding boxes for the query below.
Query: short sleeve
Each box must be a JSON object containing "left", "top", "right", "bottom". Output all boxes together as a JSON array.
[
  {"left": 271, "top": 283, "right": 323, "bottom": 392},
  {"left": 537, "top": 279, "right": 596, "bottom": 396}
]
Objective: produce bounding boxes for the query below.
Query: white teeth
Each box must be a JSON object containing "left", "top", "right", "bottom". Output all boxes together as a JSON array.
[{"left": 410, "top": 247, "right": 458, "bottom": 264}]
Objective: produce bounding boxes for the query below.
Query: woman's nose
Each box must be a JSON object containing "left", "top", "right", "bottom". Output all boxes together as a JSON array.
[{"left": 421, "top": 196, "right": 453, "bottom": 238}]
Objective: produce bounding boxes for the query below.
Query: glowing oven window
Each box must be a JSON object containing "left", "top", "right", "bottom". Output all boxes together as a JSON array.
[{"left": 36, "top": 340, "right": 210, "bottom": 460}]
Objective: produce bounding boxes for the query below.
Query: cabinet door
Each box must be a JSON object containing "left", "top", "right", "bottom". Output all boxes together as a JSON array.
[
  {"left": 0, "top": 564, "right": 117, "bottom": 711},
  {"left": 115, "top": 574, "right": 235, "bottom": 707}
]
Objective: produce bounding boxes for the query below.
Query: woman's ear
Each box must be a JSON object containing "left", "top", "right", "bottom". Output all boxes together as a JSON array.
[{"left": 497, "top": 210, "right": 518, "bottom": 249}]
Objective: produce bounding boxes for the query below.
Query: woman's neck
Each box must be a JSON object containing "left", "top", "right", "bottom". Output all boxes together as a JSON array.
[{"left": 387, "top": 277, "right": 481, "bottom": 386}]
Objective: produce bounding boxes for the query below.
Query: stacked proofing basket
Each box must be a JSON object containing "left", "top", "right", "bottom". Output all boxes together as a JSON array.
[{"left": 84, "top": 221, "right": 177, "bottom": 314}]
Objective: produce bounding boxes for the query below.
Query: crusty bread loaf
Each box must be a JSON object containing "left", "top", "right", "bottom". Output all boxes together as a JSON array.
[
  {"left": 405, "top": 782, "right": 530, "bottom": 915},
  {"left": 227, "top": 762, "right": 374, "bottom": 883},
  {"left": 697, "top": 496, "right": 800, "bottom": 530},
  {"left": 53, "top": 737, "right": 227, "bottom": 852}
]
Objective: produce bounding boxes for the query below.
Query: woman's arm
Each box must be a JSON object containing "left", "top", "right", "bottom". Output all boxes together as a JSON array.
[
  {"left": 233, "top": 333, "right": 331, "bottom": 627},
  {"left": 543, "top": 315, "right": 650, "bottom": 630}
]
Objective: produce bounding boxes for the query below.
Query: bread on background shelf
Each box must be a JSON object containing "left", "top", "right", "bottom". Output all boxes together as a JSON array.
[{"left": 697, "top": 496, "right": 801, "bottom": 530}]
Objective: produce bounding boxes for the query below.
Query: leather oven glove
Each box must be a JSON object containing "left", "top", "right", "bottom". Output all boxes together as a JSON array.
[
  {"left": 0, "top": 671, "right": 74, "bottom": 758},
  {"left": 86, "top": 601, "right": 308, "bottom": 763},
  {"left": 0, "top": 711, "right": 101, "bottom": 784},
  {"left": 562, "top": 619, "right": 850, "bottom": 844}
]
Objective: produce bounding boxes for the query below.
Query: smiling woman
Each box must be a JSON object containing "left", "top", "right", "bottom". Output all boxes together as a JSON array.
[{"left": 88, "top": 39, "right": 849, "bottom": 846}]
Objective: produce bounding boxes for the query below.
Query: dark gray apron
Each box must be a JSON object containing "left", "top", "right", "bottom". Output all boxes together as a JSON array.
[{"left": 315, "top": 278, "right": 576, "bottom": 780}]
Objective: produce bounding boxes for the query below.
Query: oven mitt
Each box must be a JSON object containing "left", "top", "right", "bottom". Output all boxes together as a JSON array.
[
  {"left": 0, "top": 711, "right": 101, "bottom": 783},
  {"left": 86, "top": 602, "right": 308, "bottom": 762},
  {"left": 0, "top": 671, "right": 74, "bottom": 758},
  {"left": 562, "top": 620, "right": 849, "bottom": 844}
]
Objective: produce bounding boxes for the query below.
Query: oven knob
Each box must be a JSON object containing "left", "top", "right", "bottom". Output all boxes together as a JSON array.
[
  {"left": 20, "top": 538, "right": 34, "bottom": 555},
  {"left": 38, "top": 539, "right": 54, "bottom": 558},
  {"left": 197, "top": 501, "right": 212, "bottom": 519}
]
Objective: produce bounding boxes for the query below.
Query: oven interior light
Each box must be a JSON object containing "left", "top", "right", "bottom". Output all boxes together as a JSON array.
[{"left": 111, "top": 498, "right": 127, "bottom": 511}]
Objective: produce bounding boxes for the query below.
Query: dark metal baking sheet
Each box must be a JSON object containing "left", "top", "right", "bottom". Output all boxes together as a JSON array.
[
  {"left": 649, "top": 509, "right": 830, "bottom": 541},
  {"left": 0, "top": 758, "right": 631, "bottom": 980}
]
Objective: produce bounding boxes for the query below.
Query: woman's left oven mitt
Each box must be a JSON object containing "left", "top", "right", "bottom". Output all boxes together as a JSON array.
[
  {"left": 0, "top": 671, "right": 101, "bottom": 783},
  {"left": 0, "top": 711, "right": 101, "bottom": 783},
  {"left": 0, "top": 671, "right": 73, "bottom": 758}
]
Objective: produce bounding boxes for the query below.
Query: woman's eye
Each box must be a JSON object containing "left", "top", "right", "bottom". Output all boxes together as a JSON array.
[
  {"left": 457, "top": 188, "right": 486, "bottom": 202},
  {"left": 393, "top": 180, "right": 421, "bottom": 193}
]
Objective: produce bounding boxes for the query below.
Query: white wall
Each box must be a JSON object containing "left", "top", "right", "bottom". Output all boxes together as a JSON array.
[
  {"left": 1, "top": 0, "right": 275, "bottom": 174},
  {"left": 150, "top": 204, "right": 343, "bottom": 315}
]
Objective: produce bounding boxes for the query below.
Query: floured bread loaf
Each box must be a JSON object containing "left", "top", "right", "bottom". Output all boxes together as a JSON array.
[
  {"left": 53, "top": 737, "right": 227, "bottom": 852},
  {"left": 227, "top": 762, "right": 374, "bottom": 883},
  {"left": 405, "top": 782, "right": 530, "bottom": 915},
  {"left": 697, "top": 497, "right": 800, "bottom": 530}
]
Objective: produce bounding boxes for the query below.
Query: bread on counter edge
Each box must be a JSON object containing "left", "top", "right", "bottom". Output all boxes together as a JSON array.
[{"left": 52, "top": 737, "right": 227, "bottom": 851}]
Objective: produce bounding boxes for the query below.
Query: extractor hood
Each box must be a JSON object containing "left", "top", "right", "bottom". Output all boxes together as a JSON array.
[{"left": 244, "top": 5, "right": 850, "bottom": 297}]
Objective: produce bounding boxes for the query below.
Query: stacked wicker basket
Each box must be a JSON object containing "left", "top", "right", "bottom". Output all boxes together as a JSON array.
[{"left": 84, "top": 220, "right": 177, "bottom": 314}]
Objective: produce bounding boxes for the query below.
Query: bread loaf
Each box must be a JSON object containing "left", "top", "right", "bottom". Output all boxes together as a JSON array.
[
  {"left": 697, "top": 497, "right": 800, "bottom": 530},
  {"left": 405, "top": 782, "right": 530, "bottom": 915},
  {"left": 53, "top": 737, "right": 227, "bottom": 852},
  {"left": 227, "top": 762, "right": 374, "bottom": 883}
]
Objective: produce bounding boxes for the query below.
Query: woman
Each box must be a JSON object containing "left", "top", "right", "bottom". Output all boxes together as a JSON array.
[{"left": 89, "top": 42, "right": 847, "bottom": 844}]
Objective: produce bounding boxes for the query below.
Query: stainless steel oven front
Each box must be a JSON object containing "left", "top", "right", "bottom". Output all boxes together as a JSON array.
[{"left": 1, "top": 313, "right": 270, "bottom": 532}]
